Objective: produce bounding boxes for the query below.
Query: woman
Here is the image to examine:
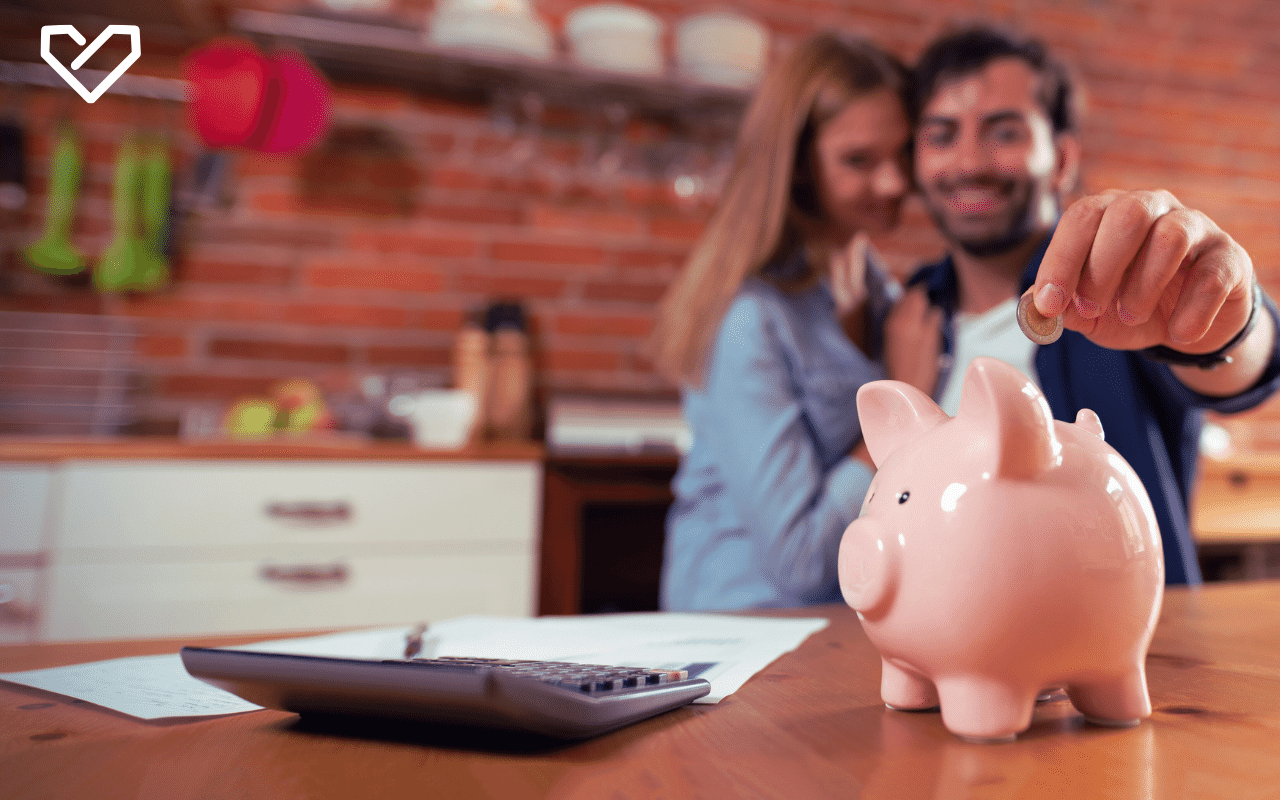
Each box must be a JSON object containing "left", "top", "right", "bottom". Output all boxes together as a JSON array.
[{"left": 648, "top": 33, "right": 933, "bottom": 611}]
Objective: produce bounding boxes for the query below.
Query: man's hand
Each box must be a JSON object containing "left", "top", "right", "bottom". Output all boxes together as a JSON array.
[
  {"left": 1030, "top": 189, "right": 1272, "bottom": 396},
  {"left": 1031, "top": 189, "right": 1252, "bottom": 354}
]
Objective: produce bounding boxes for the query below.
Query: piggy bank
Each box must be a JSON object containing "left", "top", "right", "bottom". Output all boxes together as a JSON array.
[{"left": 839, "top": 357, "right": 1164, "bottom": 742}]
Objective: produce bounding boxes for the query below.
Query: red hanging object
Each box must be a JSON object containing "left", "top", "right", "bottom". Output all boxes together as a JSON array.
[
  {"left": 254, "top": 51, "right": 330, "bottom": 155},
  {"left": 184, "top": 39, "right": 330, "bottom": 155},
  {"left": 184, "top": 39, "right": 269, "bottom": 149}
]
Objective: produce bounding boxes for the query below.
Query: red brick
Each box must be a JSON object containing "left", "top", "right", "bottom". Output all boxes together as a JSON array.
[
  {"left": 418, "top": 201, "right": 522, "bottom": 226},
  {"left": 182, "top": 259, "right": 293, "bottom": 287},
  {"left": 429, "top": 167, "right": 497, "bottom": 192},
  {"left": 334, "top": 86, "right": 411, "bottom": 113},
  {"left": 527, "top": 205, "right": 645, "bottom": 237},
  {"left": 136, "top": 334, "right": 188, "bottom": 358},
  {"left": 209, "top": 339, "right": 352, "bottom": 364},
  {"left": 621, "top": 182, "right": 669, "bottom": 207},
  {"left": 490, "top": 240, "right": 607, "bottom": 266},
  {"left": 412, "top": 95, "right": 487, "bottom": 121},
  {"left": 281, "top": 303, "right": 409, "bottom": 329},
  {"left": 543, "top": 349, "right": 622, "bottom": 372},
  {"left": 306, "top": 264, "right": 445, "bottom": 293},
  {"left": 156, "top": 373, "right": 278, "bottom": 400},
  {"left": 250, "top": 191, "right": 299, "bottom": 215},
  {"left": 649, "top": 216, "right": 706, "bottom": 243},
  {"left": 345, "top": 230, "right": 479, "bottom": 259},
  {"left": 183, "top": 221, "right": 339, "bottom": 249},
  {"left": 553, "top": 313, "right": 653, "bottom": 338},
  {"left": 117, "top": 295, "right": 276, "bottom": 323},
  {"left": 237, "top": 154, "right": 297, "bottom": 178},
  {"left": 614, "top": 248, "right": 684, "bottom": 271},
  {"left": 406, "top": 308, "right": 470, "bottom": 332},
  {"left": 413, "top": 131, "right": 458, "bottom": 158},
  {"left": 582, "top": 281, "right": 668, "bottom": 303},
  {"left": 456, "top": 273, "right": 569, "bottom": 299},
  {"left": 367, "top": 345, "right": 452, "bottom": 367},
  {"left": 0, "top": 295, "right": 105, "bottom": 315}
]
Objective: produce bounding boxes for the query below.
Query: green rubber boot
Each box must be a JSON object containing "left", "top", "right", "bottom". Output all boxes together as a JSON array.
[{"left": 23, "top": 124, "right": 86, "bottom": 275}]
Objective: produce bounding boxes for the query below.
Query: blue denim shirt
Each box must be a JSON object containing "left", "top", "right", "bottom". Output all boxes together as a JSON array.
[{"left": 661, "top": 252, "right": 896, "bottom": 611}]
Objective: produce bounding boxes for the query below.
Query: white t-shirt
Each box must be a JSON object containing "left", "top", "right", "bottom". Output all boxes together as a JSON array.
[{"left": 936, "top": 297, "right": 1040, "bottom": 416}]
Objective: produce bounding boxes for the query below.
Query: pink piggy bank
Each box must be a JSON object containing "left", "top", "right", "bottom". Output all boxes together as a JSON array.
[{"left": 839, "top": 357, "right": 1164, "bottom": 742}]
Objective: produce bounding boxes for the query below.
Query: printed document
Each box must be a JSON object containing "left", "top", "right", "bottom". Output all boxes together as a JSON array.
[{"left": 0, "top": 613, "right": 828, "bottom": 719}]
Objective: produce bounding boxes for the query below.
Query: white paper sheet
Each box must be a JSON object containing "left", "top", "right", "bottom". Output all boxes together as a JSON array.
[
  {"left": 0, "top": 654, "right": 262, "bottom": 720},
  {"left": 0, "top": 613, "right": 828, "bottom": 719}
]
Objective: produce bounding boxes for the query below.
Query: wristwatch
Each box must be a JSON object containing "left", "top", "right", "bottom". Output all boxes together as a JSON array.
[{"left": 1140, "top": 277, "right": 1262, "bottom": 370}]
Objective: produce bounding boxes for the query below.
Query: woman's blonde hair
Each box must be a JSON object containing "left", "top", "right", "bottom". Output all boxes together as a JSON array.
[{"left": 647, "top": 32, "right": 909, "bottom": 388}]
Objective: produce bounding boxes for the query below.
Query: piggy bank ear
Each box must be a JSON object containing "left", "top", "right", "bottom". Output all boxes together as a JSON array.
[
  {"left": 1075, "top": 408, "right": 1105, "bottom": 440},
  {"left": 957, "top": 357, "right": 1061, "bottom": 480},
  {"left": 856, "top": 380, "right": 949, "bottom": 467}
]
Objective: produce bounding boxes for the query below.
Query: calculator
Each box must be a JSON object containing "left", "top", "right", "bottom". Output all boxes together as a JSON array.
[{"left": 180, "top": 647, "right": 711, "bottom": 739}]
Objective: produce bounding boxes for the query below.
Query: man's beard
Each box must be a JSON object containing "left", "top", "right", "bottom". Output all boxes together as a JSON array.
[{"left": 924, "top": 182, "right": 1043, "bottom": 258}]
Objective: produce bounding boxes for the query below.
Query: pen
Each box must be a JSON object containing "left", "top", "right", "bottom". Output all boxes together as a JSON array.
[{"left": 403, "top": 622, "right": 428, "bottom": 659}]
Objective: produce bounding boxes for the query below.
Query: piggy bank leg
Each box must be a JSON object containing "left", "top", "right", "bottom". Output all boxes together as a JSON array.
[
  {"left": 935, "top": 676, "right": 1037, "bottom": 743},
  {"left": 1065, "top": 665, "right": 1151, "bottom": 727},
  {"left": 880, "top": 660, "right": 939, "bottom": 711}
]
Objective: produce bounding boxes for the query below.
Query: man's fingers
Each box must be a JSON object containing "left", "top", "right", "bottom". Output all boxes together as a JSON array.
[
  {"left": 1115, "top": 208, "right": 1200, "bottom": 327},
  {"left": 1168, "top": 241, "right": 1247, "bottom": 348},
  {"left": 1033, "top": 193, "right": 1116, "bottom": 318},
  {"left": 1078, "top": 190, "right": 1178, "bottom": 320}
]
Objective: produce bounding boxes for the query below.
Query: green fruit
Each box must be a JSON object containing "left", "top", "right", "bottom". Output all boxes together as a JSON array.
[
  {"left": 278, "top": 399, "right": 327, "bottom": 432},
  {"left": 224, "top": 399, "right": 279, "bottom": 438}
]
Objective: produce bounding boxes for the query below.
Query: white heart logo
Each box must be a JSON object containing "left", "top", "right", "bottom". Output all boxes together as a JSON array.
[{"left": 41, "top": 25, "right": 141, "bottom": 104}]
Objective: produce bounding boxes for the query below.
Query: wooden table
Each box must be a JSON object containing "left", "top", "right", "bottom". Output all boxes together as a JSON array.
[{"left": 3, "top": 582, "right": 1280, "bottom": 799}]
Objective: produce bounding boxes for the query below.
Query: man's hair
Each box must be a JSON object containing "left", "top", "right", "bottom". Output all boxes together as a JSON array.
[{"left": 914, "top": 25, "right": 1078, "bottom": 134}]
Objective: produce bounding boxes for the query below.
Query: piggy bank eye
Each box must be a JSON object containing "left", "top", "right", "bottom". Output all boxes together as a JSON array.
[{"left": 897, "top": 491, "right": 910, "bottom": 504}]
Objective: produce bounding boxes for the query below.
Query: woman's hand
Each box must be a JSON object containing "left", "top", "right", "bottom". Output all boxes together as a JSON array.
[
  {"left": 850, "top": 437, "right": 875, "bottom": 469},
  {"left": 831, "top": 234, "right": 871, "bottom": 351},
  {"left": 885, "top": 285, "right": 944, "bottom": 395}
]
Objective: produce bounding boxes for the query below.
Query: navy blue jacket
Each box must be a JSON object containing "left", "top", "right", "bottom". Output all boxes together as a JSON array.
[{"left": 909, "top": 240, "right": 1280, "bottom": 584}]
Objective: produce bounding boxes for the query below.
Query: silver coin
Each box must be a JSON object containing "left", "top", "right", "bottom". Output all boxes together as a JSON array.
[{"left": 1017, "top": 290, "right": 1063, "bottom": 345}]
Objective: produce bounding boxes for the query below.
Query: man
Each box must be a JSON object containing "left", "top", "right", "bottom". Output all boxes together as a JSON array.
[{"left": 889, "top": 26, "right": 1280, "bottom": 584}]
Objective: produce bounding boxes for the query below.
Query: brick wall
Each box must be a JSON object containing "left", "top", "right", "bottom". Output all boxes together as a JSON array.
[{"left": 2, "top": 0, "right": 1279, "bottom": 439}]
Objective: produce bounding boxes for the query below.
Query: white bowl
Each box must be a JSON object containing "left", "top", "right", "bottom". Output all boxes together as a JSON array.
[
  {"left": 390, "top": 389, "right": 480, "bottom": 449},
  {"left": 675, "top": 11, "right": 767, "bottom": 88},
  {"left": 564, "top": 3, "right": 664, "bottom": 75},
  {"left": 427, "top": 1, "right": 553, "bottom": 61}
]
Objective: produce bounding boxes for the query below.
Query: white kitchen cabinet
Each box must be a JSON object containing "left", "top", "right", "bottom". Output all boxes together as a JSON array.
[
  {"left": 40, "top": 458, "right": 541, "bottom": 641},
  {"left": 0, "top": 446, "right": 542, "bottom": 642},
  {"left": 0, "top": 464, "right": 54, "bottom": 643}
]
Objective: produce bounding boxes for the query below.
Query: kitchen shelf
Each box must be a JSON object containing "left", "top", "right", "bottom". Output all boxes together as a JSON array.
[{"left": 230, "top": 9, "right": 751, "bottom": 130}]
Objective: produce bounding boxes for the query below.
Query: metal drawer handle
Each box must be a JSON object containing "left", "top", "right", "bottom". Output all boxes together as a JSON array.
[
  {"left": 259, "top": 562, "right": 350, "bottom": 588},
  {"left": 263, "top": 501, "right": 352, "bottom": 524}
]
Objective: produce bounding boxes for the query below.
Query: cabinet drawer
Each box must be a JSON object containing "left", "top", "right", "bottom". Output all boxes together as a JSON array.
[
  {"left": 56, "top": 460, "right": 540, "bottom": 551},
  {"left": 1, "top": 464, "right": 54, "bottom": 553},
  {"left": 0, "top": 569, "right": 40, "bottom": 644},
  {"left": 1192, "top": 465, "right": 1280, "bottom": 544},
  {"left": 40, "top": 548, "right": 535, "bottom": 641}
]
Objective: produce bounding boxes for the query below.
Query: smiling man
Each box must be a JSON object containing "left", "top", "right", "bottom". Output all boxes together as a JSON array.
[{"left": 888, "top": 25, "right": 1280, "bottom": 584}]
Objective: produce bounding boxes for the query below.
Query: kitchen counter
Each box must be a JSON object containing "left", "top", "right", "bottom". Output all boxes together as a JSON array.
[{"left": 0, "top": 436, "right": 543, "bottom": 463}]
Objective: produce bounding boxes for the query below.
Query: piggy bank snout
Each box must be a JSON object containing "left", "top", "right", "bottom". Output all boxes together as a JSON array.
[{"left": 839, "top": 517, "right": 898, "bottom": 615}]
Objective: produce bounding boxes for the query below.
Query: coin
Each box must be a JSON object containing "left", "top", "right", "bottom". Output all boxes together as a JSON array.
[{"left": 1017, "top": 290, "right": 1063, "bottom": 345}]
